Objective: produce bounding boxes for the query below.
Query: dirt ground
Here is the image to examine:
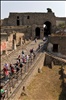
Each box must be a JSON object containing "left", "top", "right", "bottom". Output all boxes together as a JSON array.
[{"left": 19, "top": 65, "right": 64, "bottom": 100}]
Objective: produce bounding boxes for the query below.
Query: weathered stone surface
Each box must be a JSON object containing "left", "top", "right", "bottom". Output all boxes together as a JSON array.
[
  {"left": 1, "top": 9, "right": 66, "bottom": 40},
  {"left": 48, "top": 35, "right": 66, "bottom": 55}
]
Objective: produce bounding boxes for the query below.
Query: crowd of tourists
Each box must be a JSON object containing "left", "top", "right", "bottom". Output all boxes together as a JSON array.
[
  {"left": 0, "top": 39, "right": 44, "bottom": 99},
  {"left": 0, "top": 48, "right": 36, "bottom": 99},
  {"left": 3, "top": 48, "right": 36, "bottom": 81}
]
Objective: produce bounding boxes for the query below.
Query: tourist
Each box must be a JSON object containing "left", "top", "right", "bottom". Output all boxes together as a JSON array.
[
  {"left": 15, "top": 62, "right": 20, "bottom": 72},
  {"left": 3, "top": 66, "right": 9, "bottom": 81},
  {"left": 22, "top": 57, "right": 26, "bottom": 64},
  {"left": 35, "top": 38, "right": 37, "bottom": 43},
  {"left": 18, "top": 55, "right": 21, "bottom": 63},
  {"left": 30, "top": 53, "right": 34, "bottom": 62},
  {"left": 19, "top": 62, "right": 23, "bottom": 68},
  {"left": 22, "top": 53, "right": 25, "bottom": 59},
  {"left": 0, "top": 86, "right": 5, "bottom": 100},
  {"left": 30, "top": 48, "right": 34, "bottom": 54},
  {"left": 9, "top": 64, "right": 15, "bottom": 76},
  {"left": 4, "top": 63, "right": 9, "bottom": 70},
  {"left": 22, "top": 50, "right": 24, "bottom": 54},
  {"left": 26, "top": 55, "right": 29, "bottom": 63},
  {"left": 33, "top": 52, "right": 36, "bottom": 58},
  {"left": 38, "top": 44, "right": 41, "bottom": 49}
]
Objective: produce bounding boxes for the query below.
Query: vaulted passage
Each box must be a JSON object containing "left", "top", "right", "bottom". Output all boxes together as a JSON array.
[
  {"left": 35, "top": 27, "right": 40, "bottom": 39},
  {"left": 43, "top": 21, "right": 51, "bottom": 37}
]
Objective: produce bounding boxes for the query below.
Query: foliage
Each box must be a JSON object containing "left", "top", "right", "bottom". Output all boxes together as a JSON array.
[{"left": 58, "top": 23, "right": 66, "bottom": 29}]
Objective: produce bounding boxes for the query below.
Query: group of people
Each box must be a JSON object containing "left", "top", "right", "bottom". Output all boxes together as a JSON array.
[
  {"left": 1, "top": 40, "right": 43, "bottom": 99},
  {"left": 3, "top": 49, "right": 36, "bottom": 82},
  {"left": 1, "top": 49, "right": 36, "bottom": 99}
]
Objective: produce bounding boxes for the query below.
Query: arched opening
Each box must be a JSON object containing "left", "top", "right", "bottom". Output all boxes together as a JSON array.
[
  {"left": 17, "top": 20, "right": 20, "bottom": 26},
  {"left": 35, "top": 27, "right": 40, "bottom": 39},
  {"left": 43, "top": 21, "right": 51, "bottom": 37}
]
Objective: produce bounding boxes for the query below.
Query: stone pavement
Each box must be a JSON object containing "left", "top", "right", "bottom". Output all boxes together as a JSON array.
[
  {"left": 1, "top": 39, "right": 43, "bottom": 70},
  {"left": 0, "top": 39, "right": 44, "bottom": 100}
]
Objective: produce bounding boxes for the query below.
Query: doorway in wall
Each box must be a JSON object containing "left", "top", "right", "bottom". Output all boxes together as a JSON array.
[
  {"left": 35, "top": 27, "right": 40, "bottom": 39},
  {"left": 53, "top": 44, "right": 58, "bottom": 52},
  {"left": 17, "top": 20, "right": 20, "bottom": 26},
  {"left": 43, "top": 21, "right": 51, "bottom": 37},
  {"left": 17, "top": 16, "right": 20, "bottom": 26}
]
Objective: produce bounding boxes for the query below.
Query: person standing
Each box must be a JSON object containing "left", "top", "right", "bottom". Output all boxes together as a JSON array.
[
  {"left": 9, "top": 64, "right": 15, "bottom": 76},
  {"left": 3, "top": 65, "right": 9, "bottom": 81},
  {"left": 0, "top": 86, "right": 5, "bottom": 100},
  {"left": 35, "top": 38, "right": 37, "bottom": 43}
]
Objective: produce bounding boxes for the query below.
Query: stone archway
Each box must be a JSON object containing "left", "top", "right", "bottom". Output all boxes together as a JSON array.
[
  {"left": 43, "top": 21, "right": 51, "bottom": 37},
  {"left": 35, "top": 27, "right": 40, "bottom": 39}
]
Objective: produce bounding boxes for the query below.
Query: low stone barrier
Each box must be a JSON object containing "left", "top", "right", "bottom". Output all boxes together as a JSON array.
[
  {"left": 10, "top": 52, "right": 44, "bottom": 100},
  {"left": 1, "top": 41, "right": 45, "bottom": 100},
  {"left": 44, "top": 52, "right": 66, "bottom": 67}
]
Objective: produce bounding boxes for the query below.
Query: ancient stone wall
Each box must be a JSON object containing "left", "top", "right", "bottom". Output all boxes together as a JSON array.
[
  {"left": 2, "top": 12, "right": 56, "bottom": 26},
  {"left": 48, "top": 36, "right": 66, "bottom": 55},
  {"left": 1, "top": 32, "right": 24, "bottom": 55},
  {"left": 1, "top": 10, "right": 66, "bottom": 40},
  {"left": 2, "top": 18, "right": 8, "bottom": 26},
  {"left": 0, "top": 19, "right": 3, "bottom": 26},
  {"left": 16, "top": 33, "right": 24, "bottom": 45},
  {"left": 1, "top": 26, "right": 32, "bottom": 40},
  {"left": 1, "top": 12, "right": 66, "bottom": 27},
  {"left": 44, "top": 53, "right": 66, "bottom": 67}
]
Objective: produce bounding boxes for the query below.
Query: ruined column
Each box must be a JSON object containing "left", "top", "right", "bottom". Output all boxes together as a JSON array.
[
  {"left": 5, "top": 50, "right": 7, "bottom": 55},
  {"left": 20, "top": 37, "right": 22, "bottom": 46},
  {"left": 14, "top": 40, "right": 16, "bottom": 50},
  {"left": 12, "top": 39, "right": 16, "bottom": 50},
  {"left": 12, "top": 33, "right": 16, "bottom": 50}
]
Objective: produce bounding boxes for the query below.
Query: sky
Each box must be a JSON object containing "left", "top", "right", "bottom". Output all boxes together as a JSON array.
[{"left": 1, "top": 1, "right": 66, "bottom": 19}]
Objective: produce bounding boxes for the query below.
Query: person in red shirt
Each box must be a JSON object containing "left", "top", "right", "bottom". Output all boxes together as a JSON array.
[{"left": 3, "top": 66, "right": 9, "bottom": 81}]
